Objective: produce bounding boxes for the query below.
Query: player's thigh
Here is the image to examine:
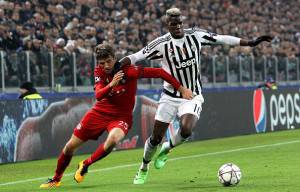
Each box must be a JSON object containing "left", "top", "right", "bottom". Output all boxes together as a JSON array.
[
  {"left": 107, "top": 118, "right": 132, "bottom": 136},
  {"left": 178, "top": 94, "right": 204, "bottom": 119},
  {"left": 73, "top": 110, "right": 107, "bottom": 141},
  {"left": 105, "top": 119, "right": 131, "bottom": 149},
  {"left": 155, "top": 101, "right": 178, "bottom": 123},
  {"left": 104, "top": 127, "right": 125, "bottom": 151}
]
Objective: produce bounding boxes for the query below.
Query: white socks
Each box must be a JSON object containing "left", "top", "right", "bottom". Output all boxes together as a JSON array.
[
  {"left": 139, "top": 128, "right": 188, "bottom": 171},
  {"left": 170, "top": 128, "right": 187, "bottom": 148},
  {"left": 140, "top": 138, "right": 158, "bottom": 170}
]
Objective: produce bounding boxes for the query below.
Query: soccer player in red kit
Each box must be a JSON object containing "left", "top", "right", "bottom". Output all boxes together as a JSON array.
[{"left": 40, "top": 43, "right": 193, "bottom": 188}]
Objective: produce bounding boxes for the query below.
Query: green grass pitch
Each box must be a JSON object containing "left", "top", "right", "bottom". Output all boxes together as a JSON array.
[{"left": 1, "top": 129, "right": 300, "bottom": 192}]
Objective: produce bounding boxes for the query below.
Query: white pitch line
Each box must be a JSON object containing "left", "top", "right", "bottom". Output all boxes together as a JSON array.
[
  {"left": 168, "top": 139, "right": 300, "bottom": 162},
  {"left": 1, "top": 139, "right": 300, "bottom": 187}
]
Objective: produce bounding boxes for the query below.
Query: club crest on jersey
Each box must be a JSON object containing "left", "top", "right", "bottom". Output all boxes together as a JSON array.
[
  {"left": 76, "top": 123, "right": 82, "bottom": 130},
  {"left": 95, "top": 76, "right": 101, "bottom": 82},
  {"left": 169, "top": 48, "right": 173, "bottom": 53},
  {"left": 180, "top": 47, "right": 187, "bottom": 55}
]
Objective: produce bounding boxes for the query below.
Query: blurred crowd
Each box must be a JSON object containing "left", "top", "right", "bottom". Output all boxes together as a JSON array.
[
  {"left": 0, "top": 0, "right": 299, "bottom": 56},
  {"left": 0, "top": 0, "right": 299, "bottom": 87}
]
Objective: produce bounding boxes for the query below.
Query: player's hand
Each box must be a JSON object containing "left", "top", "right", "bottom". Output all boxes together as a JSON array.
[
  {"left": 248, "top": 35, "right": 273, "bottom": 47},
  {"left": 109, "top": 70, "right": 124, "bottom": 87},
  {"left": 178, "top": 86, "right": 193, "bottom": 100}
]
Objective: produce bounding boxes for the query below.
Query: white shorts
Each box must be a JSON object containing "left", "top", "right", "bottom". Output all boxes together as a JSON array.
[{"left": 155, "top": 93, "right": 205, "bottom": 123}]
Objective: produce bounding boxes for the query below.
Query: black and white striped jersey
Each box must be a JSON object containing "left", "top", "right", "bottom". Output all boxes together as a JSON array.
[{"left": 131, "top": 27, "right": 239, "bottom": 97}]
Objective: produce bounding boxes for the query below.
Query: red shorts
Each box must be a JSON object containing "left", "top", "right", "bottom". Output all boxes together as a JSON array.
[{"left": 73, "top": 109, "right": 132, "bottom": 141}]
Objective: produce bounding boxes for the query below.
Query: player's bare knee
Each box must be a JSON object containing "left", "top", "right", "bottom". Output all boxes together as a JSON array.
[
  {"left": 108, "top": 139, "right": 118, "bottom": 147},
  {"left": 180, "top": 114, "right": 198, "bottom": 131},
  {"left": 111, "top": 134, "right": 121, "bottom": 143},
  {"left": 106, "top": 135, "right": 120, "bottom": 147},
  {"left": 63, "top": 143, "right": 75, "bottom": 155},
  {"left": 104, "top": 139, "right": 118, "bottom": 153}
]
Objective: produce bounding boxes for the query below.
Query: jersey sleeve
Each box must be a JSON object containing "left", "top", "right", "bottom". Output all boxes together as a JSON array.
[
  {"left": 93, "top": 67, "right": 112, "bottom": 100},
  {"left": 127, "top": 37, "right": 164, "bottom": 63},
  {"left": 140, "top": 68, "right": 181, "bottom": 90},
  {"left": 194, "top": 27, "right": 240, "bottom": 46},
  {"left": 124, "top": 65, "right": 143, "bottom": 79}
]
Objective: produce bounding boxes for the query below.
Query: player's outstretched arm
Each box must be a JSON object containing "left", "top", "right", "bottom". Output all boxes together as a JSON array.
[
  {"left": 118, "top": 57, "right": 131, "bottom": 71},
  {"left": 200, "top": 31, "right": 272, "bottom": 47},
  {"left": 240, "top": 35, "right": 273, "bottom": 47},
  {"left": 118, "top": 49, "right": 146, "bottom": 72},
  {"left": 141, "top": 67, "right": 193, "bottom": 100}
]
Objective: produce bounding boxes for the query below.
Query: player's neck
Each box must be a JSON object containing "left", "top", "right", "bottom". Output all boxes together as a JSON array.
[{"left": 171, "top": 34, "right": 184, "bottom": 39}]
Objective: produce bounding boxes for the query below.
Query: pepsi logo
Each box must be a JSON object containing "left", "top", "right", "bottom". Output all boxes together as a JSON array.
[{"left": 253, "top": 89, "right": 267, "bottom": 133}]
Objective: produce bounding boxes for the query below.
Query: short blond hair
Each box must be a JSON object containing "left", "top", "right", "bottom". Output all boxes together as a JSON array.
[{"left": 166, "top": 7, "right": 181, "bottom": 17}]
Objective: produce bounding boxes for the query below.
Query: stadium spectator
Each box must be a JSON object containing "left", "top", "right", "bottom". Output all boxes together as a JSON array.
[
  {"left": 39, "top": 43, "right": 193, "bottom": 188},
  {"left": 18, "top": 81, "right": 42, "bottom": 99},
  {"left": 257, "top": 76, "right": 278, "bottom": 90}
]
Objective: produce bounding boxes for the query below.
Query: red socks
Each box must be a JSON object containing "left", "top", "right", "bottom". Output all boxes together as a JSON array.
[
  {"left": 84, "top": 143, "right": 110, "bottom": 166},
  {"left": 53, "top": 152, "right": 72, "bottom": 181},
  {"left": 52, "top": 143, "right": 111, "bottom": 181}
]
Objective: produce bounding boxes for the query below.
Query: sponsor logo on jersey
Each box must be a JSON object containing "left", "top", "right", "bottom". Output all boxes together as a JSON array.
[{"left": 175, "top": 58, "right": 196, "bottom": 69}]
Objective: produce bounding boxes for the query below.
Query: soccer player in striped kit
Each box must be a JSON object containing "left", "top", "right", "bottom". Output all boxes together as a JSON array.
[{"left": 120, "top": 7, "right": 272, "bottom": 184}]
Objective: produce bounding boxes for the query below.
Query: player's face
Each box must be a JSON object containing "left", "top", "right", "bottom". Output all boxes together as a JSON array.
[
  {"left": 166, "top": 16, "right": 184, "bottom": 39},
  {"left": 97, "top": 56, "right": 117, "bottom": 74}
]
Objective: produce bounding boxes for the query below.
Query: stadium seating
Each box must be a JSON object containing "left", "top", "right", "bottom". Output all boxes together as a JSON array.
[{"left": 0, "top": 0, "right": 299, "bottom": 90}]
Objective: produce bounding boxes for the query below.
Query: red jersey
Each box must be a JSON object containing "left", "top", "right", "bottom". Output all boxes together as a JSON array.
[{"left": 92, "top": 65, "right": 181, "bottom": 116}]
